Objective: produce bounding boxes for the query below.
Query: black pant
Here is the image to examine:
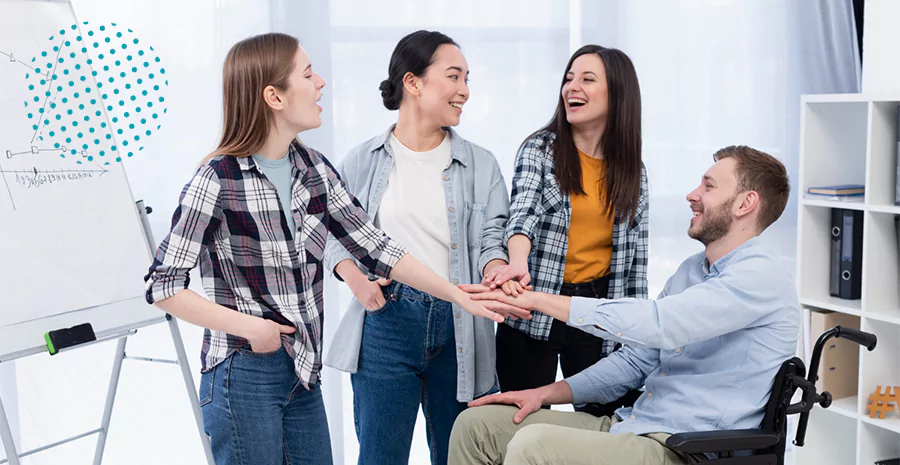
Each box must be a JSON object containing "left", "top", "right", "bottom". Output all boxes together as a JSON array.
[{"left": 496, "top": 275, "right": 641, "bottom": 417}]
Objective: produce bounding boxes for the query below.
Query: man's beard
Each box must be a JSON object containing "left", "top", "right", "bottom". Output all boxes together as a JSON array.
[{"left": 688, "top": 196, "right": 736, "bottom": 246}]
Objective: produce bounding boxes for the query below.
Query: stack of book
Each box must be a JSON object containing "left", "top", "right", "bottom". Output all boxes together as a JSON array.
[{"left": 805, "top": 184, "right": 864, "bottom": 201}]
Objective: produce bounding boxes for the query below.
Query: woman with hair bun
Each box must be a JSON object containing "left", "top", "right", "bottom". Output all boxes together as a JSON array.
[{"left": 323, "top": 30, "right": 514, "bottom": 465}]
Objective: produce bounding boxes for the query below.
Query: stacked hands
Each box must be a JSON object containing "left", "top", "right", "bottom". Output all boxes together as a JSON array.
[
  {"left": 347, "top": 262, "right": 538, "bottom": 324},
  {"left": 467, "top": 262, "right": 538, "bottom": 319}
]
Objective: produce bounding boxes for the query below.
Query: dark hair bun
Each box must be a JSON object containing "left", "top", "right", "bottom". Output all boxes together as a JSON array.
[{"left": 379, "top": 79, "right": 400, "bottom": 111}]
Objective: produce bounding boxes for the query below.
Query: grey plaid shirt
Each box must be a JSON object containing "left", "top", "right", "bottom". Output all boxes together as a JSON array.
[{"left": 505, "top": 130, "right": 649, "bottom": 354}]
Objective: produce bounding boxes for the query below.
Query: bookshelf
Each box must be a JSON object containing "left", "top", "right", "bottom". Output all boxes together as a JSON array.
[{"left": 795, "top": 94, "right": 900, "bottom": 465}]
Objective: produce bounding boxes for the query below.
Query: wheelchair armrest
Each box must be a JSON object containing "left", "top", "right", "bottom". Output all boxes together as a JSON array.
[{"left": 665, "top": 429, "right": 779, "bottom": 454}]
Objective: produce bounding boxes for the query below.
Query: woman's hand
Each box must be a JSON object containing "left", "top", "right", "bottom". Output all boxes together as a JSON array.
[
  {"left": 245, "top": 318, "right": 296, "bottom": 353},
  {"left": 347, "top": 276, "right": 393, "bottom": 311},
  {"left": 482, "top": 262, "right": 531, "bottom": 290},
  {"left": 452, "top": 289, "right": 532, "bottom": 323}
]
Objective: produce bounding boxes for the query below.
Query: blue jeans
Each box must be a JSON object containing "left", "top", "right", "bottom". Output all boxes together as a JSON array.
[
  {"left": 351, "top": 282, "right": 466, "bottom": 465},
  {"left": 199, "top": 347, "right": 332, "bottom": 465}
]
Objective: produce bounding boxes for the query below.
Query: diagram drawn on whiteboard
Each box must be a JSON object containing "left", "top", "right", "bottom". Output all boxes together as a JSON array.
[{"left": 0, "top": 21, "right": 167, "bottom": 210}]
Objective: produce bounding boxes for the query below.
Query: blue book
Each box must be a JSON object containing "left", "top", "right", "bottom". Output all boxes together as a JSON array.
[{"left": 807, "top": 185, "right": 864, "bottom": 196}]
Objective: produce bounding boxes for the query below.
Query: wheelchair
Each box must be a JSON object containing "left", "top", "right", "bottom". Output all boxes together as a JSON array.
[{"left": 660, "top": 325, "right": 878, "bottom": 465}]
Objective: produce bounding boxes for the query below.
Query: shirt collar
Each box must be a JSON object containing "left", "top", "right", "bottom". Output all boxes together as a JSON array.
[
  {"left": 371, "top": 123, "right": 469, "bottom": 167},
  {"left": 705, "top": 236, "right": 761, "bottom": 275},
  {"left": 235, "top": 139, "right": 309, "bottom": 176}
]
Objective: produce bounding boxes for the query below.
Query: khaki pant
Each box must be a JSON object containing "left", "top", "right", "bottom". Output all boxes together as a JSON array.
[{"left": 448, "top": 405, "right": 706, "bottom": 465}]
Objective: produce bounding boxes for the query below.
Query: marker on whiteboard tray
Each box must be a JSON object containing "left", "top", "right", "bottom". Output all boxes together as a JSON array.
[{"left": 44, "top": 323, "right": 96, "bottom": 355}]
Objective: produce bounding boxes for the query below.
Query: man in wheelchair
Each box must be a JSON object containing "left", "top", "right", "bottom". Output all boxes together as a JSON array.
[{"left": 450, "top": 145, "right": 799, "bottom": 465}]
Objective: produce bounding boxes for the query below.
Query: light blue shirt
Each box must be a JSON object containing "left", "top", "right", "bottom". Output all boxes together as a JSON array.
[
  {"left": 322, "top": 125, "right": 510, "bottom": 402},
  {"left": 565, "top": 237, "right": 800, "bottom": 437},
  {"left": 252, "top": 153, "right": 295, "bottom": 237}
]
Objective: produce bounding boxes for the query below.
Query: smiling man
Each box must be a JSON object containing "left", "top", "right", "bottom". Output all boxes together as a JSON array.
[{"left": 449, "top": 145, "right": 799, "bottom": 465}]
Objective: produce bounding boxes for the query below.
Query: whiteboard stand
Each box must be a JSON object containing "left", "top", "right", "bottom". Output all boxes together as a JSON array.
[{"left": 0, "top": 201, "right": 214, "bottom": 465}]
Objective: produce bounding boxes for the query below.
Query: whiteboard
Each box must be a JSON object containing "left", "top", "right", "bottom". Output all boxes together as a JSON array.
[{"left": 0, "top": 1, "right": 161, "bottom": 358}]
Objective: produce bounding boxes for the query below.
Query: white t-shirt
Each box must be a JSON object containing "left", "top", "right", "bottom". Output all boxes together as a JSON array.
[{"left": 376, "top": 132, "right": 452, "bottom": 281}]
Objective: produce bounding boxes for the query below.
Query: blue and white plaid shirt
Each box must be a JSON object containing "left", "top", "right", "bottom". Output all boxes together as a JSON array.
[{"left": 505, "top": 130, "right": 649, "bottom": 354}]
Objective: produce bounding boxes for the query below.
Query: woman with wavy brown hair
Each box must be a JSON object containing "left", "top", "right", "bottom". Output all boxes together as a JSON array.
[{"left": 486, "top": 45, "right": 649, "bottom": 416}]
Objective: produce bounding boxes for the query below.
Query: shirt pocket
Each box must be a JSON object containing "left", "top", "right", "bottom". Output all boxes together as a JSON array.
[
  {"left": 466, "top": 202, "right": 487, "bottom": 250},
  {"left": 541, "top": 175, "right": 564, "bottom": 215}
]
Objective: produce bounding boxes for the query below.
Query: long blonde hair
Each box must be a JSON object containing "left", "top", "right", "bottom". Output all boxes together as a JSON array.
[{"left": 204, "top": 33, "right": 299, "bottom": 163}]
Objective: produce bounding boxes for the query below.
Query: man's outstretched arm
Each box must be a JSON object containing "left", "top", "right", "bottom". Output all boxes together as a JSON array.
[{"left": 462, "top": 251, "right": 790, "bottom": 350}]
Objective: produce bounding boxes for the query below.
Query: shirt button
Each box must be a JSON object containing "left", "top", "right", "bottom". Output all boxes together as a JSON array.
[
  {"left": 458, "top": 347, "right": 463, "bottom": 353},
  {"left": 647, "top": 392, "right": 653, "bottom": 398},
  {"left": 452, "top": 280, "right": 458, "bottom": 285},
  {"left": 631, "top": 415, "right": 636, "bottom": 420},
  {"left": 448, "top": 207, "right": 454, "bottom": 212},
  {"left": 451, "top": 244, "right": 458, "bottom": 249},
  {"left": 675, "top": 348, "right": 682, "bottom": 353},
  {"left": 443, "top": 175, "right": 450, "bottom": 181},
  {"left": 456, "top": 313, "right": 461, "bottom": 319},
  {"left": 616, "top": 332, "right": 622, "bottom": 337},
  {"left": 661, "top": 373, "right": 667, "bottom": 377},
  {"left": 577, "top": 318, "right": 584, "bottom": 324}
]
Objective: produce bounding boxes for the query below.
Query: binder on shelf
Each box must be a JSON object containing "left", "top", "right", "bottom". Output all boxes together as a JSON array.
[
  {"left": 895, "top": 105, "right": 900, "bottom": 205},
  {"left": 830, "top": 208, "right": 863, "bottom": 300}
]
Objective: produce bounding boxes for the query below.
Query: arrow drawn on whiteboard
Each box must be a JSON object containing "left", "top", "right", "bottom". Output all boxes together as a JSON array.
[
  {"left": 0, "top": 164, "right": 109, "bottom": 210},
  {"left": 0, "top": 166, "right": 109, "bottom": 176},
  {"left": 0, "top": 49, "right": 50, "bottom": 77}
]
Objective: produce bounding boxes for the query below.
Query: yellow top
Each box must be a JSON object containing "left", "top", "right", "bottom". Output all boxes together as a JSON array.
[{"left": 563, "top": 150, "right": 615, "bottom": 283}]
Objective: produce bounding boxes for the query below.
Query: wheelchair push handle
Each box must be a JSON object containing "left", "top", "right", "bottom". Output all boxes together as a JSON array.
[
  {"left": 834, "top": 325, "right": 877, "bottom": 351},
  {"left": 795, "top": 325, "right": 878, "bottom": 447}
]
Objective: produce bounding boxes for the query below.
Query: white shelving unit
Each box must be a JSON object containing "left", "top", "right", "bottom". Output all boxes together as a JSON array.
[{"left": 796, "top": 94, "right": 900, "bottom": 465}]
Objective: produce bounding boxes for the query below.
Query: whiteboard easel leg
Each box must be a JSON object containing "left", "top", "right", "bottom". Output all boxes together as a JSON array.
[
  {"left": 92, "top": 336, "right": 127, "bottom": 465},
  {"left": 167, "top": 317, "right": 214, "bottom": 465},
  {"left": 0, "top": 395, "right": 20, "bottom": 465}
]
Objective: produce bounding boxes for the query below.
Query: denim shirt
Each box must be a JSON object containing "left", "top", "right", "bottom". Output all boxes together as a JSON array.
[
  {"left": 323, "top": 125, "right": 510, "bottom": 402},
  {"left": 565, "top": 237, "right": 800, "bottom": 437}
]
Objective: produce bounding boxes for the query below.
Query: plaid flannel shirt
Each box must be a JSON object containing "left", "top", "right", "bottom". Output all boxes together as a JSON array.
[
  {"left": 145, "top": 140, "right": 406, "bottom": 388},
  {"left": 505, "top": 130, "right": 649, "bottom": 354}
]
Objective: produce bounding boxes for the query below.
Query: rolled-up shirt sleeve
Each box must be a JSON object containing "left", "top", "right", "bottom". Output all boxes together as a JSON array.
[
  {"left": 477, "top": 159, "right": 510, "bottom": 275},
  {"left": 323, "top": 157, "right": 362, "bottom": 281},
  {"left": 322, "top": 157, "right": 406, "bottom": 279},
  {"left": 144, "top": 164, "right": 223, "bottom": 304}
]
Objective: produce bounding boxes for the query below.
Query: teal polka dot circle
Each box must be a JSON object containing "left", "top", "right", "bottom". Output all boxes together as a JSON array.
[{"left": 25, "top": 21, "right": 167, "bottom": 164}]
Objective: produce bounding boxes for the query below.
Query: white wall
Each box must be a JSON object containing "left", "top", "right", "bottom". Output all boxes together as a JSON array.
[
  {"left": 1, "top": 1, "right": 270, "bottom": 464},
  {"left": 0, "top": 2, "right": 861, "bottom": 464},
  {"left": 862, "top": 0, "right": 900, "bottom": 93}
]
